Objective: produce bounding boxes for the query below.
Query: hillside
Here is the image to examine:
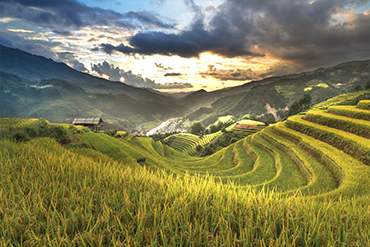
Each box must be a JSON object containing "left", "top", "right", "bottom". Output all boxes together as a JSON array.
[
  {"left": 181, "top": 60, "right": 370, "bottom": 125},
  {"left": 0, "top": 45, "right": 187, "bottom": 129},
  {"left": 1, "top": 44, "right": 369, "bottom": 132},
  {"left": 1, "top": 91, "right": 370, "bottom": 245}
]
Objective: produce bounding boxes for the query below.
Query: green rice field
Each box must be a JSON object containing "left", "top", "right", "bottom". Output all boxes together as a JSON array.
[{"left": 1, "top": 95, "right": 370, "bottom": 246}]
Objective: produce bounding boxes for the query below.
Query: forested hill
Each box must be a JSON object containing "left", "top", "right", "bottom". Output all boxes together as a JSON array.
[
  {"left": 181, "top": 60, "right": 370, "bottom": 125},
  {"left": 0, "top": 45, "right": 187, "bottom": 129},
  {"left": 1, "top": 44, "right": 369, "bottom": 130}
]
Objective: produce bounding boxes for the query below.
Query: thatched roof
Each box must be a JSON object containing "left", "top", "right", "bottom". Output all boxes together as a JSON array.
[{"left": 72, "top": 117, "right": 103, "bottom": 125}]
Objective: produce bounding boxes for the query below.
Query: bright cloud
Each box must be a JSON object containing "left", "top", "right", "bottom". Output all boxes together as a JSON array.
[{"left": 0, "top": 0, "right": 368, "bottom": 92}]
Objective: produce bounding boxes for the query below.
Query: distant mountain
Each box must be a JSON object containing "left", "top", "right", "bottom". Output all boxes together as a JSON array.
[
  {"left": 182, "top": 60, "right": 370, "bottom": 125},
  {"left": 1, "top": 44, "right": 369, "bottom": 131},
  {"left": 0, "top": 45, "right": 187, "bottom": 130}
]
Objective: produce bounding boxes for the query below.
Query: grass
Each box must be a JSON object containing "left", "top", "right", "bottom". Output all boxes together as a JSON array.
[
  {"left": 1, "top": 137, "right": 369, "bottom": 246},
  {"left": 327, "top": 105, "right": 370, "bottom": 121},
  {"left": 356, "top": 100, "right": 370, "bottom": 110},
  {"left": 286, "top": 115, "right": 370, "bottom": 166},
  {"left": 274, "top": 122, "right": 370, "bottom": 198},
  {"left": 304, "top": 110, "right": 370, "bottom": 138},
  {"left": 0, "top": 117, "right": 39, "bottom": 132},
  {"left": 165, "top": 132, "right": 222, "bottom": 155},
  {"left": 310, "top": 91, "right": 369, "bottom": 111},
  {"left": 264, "top": 124, "right": 338, "bottom": 196},
  {"left": 82, "top": 132, "right": 138, "bottom": 166},
  {"left": 1, "top": 93, "right": 370, "bottom": 245},
  {"left": 253, "top": 131, "right": 307, "bottom": 193}
]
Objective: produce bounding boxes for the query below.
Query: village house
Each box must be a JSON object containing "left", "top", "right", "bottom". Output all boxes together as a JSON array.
[{"left": 72, "top": 117, "right": 103, "bottom": 132}]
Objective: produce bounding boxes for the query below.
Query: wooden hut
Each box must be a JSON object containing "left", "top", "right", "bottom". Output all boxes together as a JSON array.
[{"left": 72, "top": 117, "right": 103, "bottom": 132}]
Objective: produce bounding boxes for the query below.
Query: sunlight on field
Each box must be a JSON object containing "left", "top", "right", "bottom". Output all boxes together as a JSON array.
[{"left": 1, "top": 93, "right": 370, "bottom": 246}]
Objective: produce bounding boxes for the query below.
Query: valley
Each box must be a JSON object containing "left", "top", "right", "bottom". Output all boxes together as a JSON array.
[
  {"left": 1, "top": 0, "right": 369, "bottom": 245},
  {"left": 1, "top": 91, "right": 370, "bottom": 245},
  {"left": 1, "top": 46, "right": 370, "bottom": 246},
  {"left": 1, "top": 45, "right": 369, "bottom": 133}
]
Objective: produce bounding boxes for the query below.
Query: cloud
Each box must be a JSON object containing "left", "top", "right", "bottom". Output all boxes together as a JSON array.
[
  {"left": 164, "top": 72, "right": 183, "bottom": 77},
  {"left": 0, "top": 27, "right": 89, "bottom": 72},
  {"left": 0, "top": 29, "right": 61, "bottom": 59},
  {"left": 155, "top": 63, "right": 173, "bottom": 70},
  {"left": 0, "top": 35, "right": 14, "bottom": 48},
  {"left": 200, "top": 65, "right": 258, "bottom": 81},
  {"left": 158, "top": 82, "right": 193, "bottom": 89},
  {"left": 0, "top": 0, "right": 176, "bottom": 31},
  {"left": 96, "top": 0, "right": 369, "bottom": 72},
  {"left": 151, "top": 0, "right": 166, "bottom": 5},
  {"left": 56, "top": 52, "right": 88, "bottom": 72},
  {"left": 53, "top": 29, "right": 73, "bottom": 36},
  {"left": 123, "top": 11, "right": 176, "bottom": 29},
  {"left": 91, "top": 61, "right": 193, "bottom": 89}
]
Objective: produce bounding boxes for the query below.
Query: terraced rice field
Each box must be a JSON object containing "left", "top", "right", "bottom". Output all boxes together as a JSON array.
[
  {"left": 1, "top": 98, "right": 370, "bottom": 246},
  {"left": 164, "top": 131, "right": 222, "bottom": 155},
  {"left": 76, "top": 99, "right": 370, "bottom": 198}
]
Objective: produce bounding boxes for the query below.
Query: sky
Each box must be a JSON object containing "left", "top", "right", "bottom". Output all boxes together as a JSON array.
[{"left": 0, "top": 0, "right": 369, "bottom": 92}]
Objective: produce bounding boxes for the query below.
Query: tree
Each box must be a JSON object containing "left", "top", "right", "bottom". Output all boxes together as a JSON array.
[
  {"left": 354, "top": 84, "right": 362, "bottom": 92},
  {"left": 288, "top": 94, "right": 312, "bottom": 116},
  {"left": 190, "top": 122, "right": 205, "bottom": 135},
  {"left": 288, "top": 100, "right": 301, "bottom": 116},
  {"left": 365, "top": 80, "right": 370, "bottom": 90},
  {"left": 299, "top": 93, "right": 312, "bottom": 110}
]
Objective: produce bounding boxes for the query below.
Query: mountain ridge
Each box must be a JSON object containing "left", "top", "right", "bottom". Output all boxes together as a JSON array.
[{"left": 1, "top": 44, "right": 369, "bottom": 131}]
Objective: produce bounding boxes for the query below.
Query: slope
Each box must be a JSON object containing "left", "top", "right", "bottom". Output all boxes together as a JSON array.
[{"left": 180, "top": 60, "right": 370, "bottom": 126}]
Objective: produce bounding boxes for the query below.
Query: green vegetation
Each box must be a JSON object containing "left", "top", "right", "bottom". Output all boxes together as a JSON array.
[
  {"left": 304, "top": 110, "right": 370, "bottom": 138},
  {"left": 208, "top": 118, "right": 235, "bottom": 133},
  {"left": 310, "top": 91, "right": 370, "bottom": 111},
  {"left": 288, "top": 93, "right": 312, "bottom": 116},
  {"left": 327, "top": 105, "right": 370, "bottom": 121},
  {"left": 163, "top": 132, "right": 222, "bottom": 156},
  {"left": 190, "top": 122, "right": 205, "bottom": 135},
  {"left": 356, "top": 100, "right": 370, "bottom": 110},
  {"left": 1, "top": 91, "right": 370, "bottom": 246}
]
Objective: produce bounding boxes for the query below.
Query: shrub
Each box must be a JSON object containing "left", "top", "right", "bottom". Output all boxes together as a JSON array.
[
  {"left": 365, "top": 80, "right": 370, "bottom": 90},
  {"left": 50, "top": 125, "right": 72, "bottom": 144},
  {"left": 68, "top": 125, "right": 82, "bottom": 134},
  {"left": 196, "top": 145, "right": 203, "bottom": 152},
  {"left": 230, "top": 137, "right": 238, "bottom": 144},
  {"left": 11, "top": 130, "right": 30, "bottom": 142},
  {"left": 354, "top": 84, "right": 362, "bottom": 92},
  {"left": 105, "top": 129, "right": 118, "bottom": 137},
  {"left": 289, "top": 94, "right": 312, "bottom": 116},
  {"left": 190, "top": 122, "right": 205, "bottom": 135}
]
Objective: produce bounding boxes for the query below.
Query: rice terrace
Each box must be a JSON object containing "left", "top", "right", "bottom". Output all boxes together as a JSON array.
[
  {"left": 1, "top": 92, "right": 370, "bottom": 246},
  {"left": 1, "top": 0, "right": 370, "bottom": 246}
]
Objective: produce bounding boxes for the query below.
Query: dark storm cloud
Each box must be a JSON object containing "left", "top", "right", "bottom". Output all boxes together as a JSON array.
[
  {"left": 53, "top": 30, "right": 73, "bottom": 36},
  {"left": 91, "top": 61, "right": 193, "bottom": 89},
  {"left": 97, "top": 0, "right": 369, "bottom": 71},
  {"left": 95, "top": 0, "right": 257, "bottom": 58},
  {"left": 0, "top": 0, "right": 175, "bottom": 30},
  {"left": 236, "top": 0, "right": 370, "bottom": 68}
]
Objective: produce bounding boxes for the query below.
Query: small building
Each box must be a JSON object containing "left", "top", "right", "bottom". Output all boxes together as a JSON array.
[{"left": 72, "top": 117, "right": 103, "bottom": 132}]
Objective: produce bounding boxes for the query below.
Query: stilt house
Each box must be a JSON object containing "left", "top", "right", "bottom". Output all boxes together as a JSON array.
[{"left": 72, "top": 117, "right": 103, "bottom": 132}]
